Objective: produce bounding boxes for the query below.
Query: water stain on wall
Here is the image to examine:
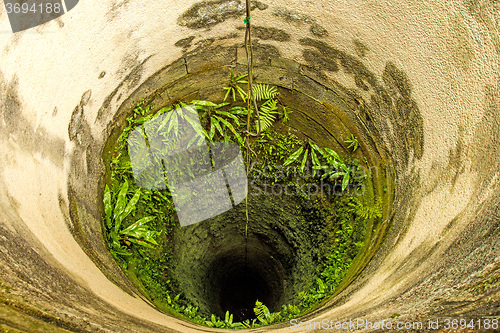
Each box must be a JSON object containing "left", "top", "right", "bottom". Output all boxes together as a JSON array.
[
  {"left": 273, "top": 7, "right": 315, "bottom": 24},
  {"left": 448, "top": 14, "right": 475, "bottom": 71},
  {"left": 353, "top": 39, "right": 370, "bottom": 58},
  {"left": 463, "top": 0, "right": 500, "bottom": 55},
  {"left": 251, "top": 26, "right": 291, "bottom": 42},
  {"left": 96, "top": 55, "right": 151, "bottom": 121},
  {"left": 0, "top": 73, "right": 65, "bottom": 167},
  {"left": 178, "top": 0, "right": 268, "bottom": 29},
  {"left": 175, "top": 35, "right": 196, "bottom": 49},
  {"left": 106, "top": 0, "right": 132, "bottom": 20},
  {"left": 68, "top": 90, "right": 91, "bottom": 142},
  {"left": 299, "top": 38, "right": 424, "bottom": 164},
  {"left": 471, "top": 83, "right": 500, "bottom": 189}
]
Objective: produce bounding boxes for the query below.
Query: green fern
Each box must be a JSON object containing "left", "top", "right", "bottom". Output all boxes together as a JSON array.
[
  {"left": 223, "top": 72, "right": 248, "bottom": 102},
  {"left": 344, "top": 134, "right": 359, "bottom": 152},
  {"left": 284, "top": 142, "right": 324, "bottom": 175},
  {"left": 348, "top": 198, "right": 382, "bottom": 219},
  {"left": 252, "top": 84, "right": 279, "bottom": 101},
  {"left": 191, "top": 100, "right": 245, "bottom": 146},
  {"left": 204, "top": 311, "right": 247, "bottom": 329},
  {"left": 104, "top": 181, "right": 160, "bottom": 259},
  {"left": 254, "top": 300, "right": 280, "bottom": 325},
  {"left": 280, "top": 304, "right": 301, "bottom": 319},
  {"left": 281, "top": 106, "right": 293, "bottom": 122},
  {"left": 255, "top": 99, "right": 278, "bottom": 132}
]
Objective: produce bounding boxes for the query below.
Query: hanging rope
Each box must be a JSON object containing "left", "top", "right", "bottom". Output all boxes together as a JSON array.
[
  {"left": 243, "top": 0, "right": 262, "bottom": 265},
  {"left": 244, "top": 0, "right": 261, "bottom": 138}
]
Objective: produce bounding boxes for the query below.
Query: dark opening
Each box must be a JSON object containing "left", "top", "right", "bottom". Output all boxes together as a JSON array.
[
  {"left": 219, "top": 265, "right": 271, "bottom": 322},
  {"left": 205, "top": 244, "right": 286, "bottom": 323}
]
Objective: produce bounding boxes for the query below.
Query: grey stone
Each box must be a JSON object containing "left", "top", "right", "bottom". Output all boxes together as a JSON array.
[
  {"left": 153, "top": 58, "right": 188, "bottom": 88},
  {"left": 186, "top": 45, "right": 236, "bottom": 74},
  {"left": 253, "top": 66, "right": 293, "bottom": 89},
  {"left": 293, "top": 75, "right": 326, "bottom": 101},
  {"left": 270, "top": 57, "right": 300, "bottom": 72},
  {"left": 167, "top": 69, "right": 229, "bottom": 101}
]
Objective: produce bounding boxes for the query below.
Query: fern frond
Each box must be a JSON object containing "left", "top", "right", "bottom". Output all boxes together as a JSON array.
[
  {"left": 252, "top": 84, "right": 279, "bottom": 101},
  {"left": 254, "top": 300, "right": 269, "bottom": 322},
  {"left": 281, "top": 106, "right": 293, "bottom": 122},
  {"left": 344, "top": 134, "right": 359, "bottom": 152},
  {"left": 349, "top": 199, "right": 382, "bottom": 219},
  {"left": 255, "top": 99, "right": 278, "bottom": 132}
]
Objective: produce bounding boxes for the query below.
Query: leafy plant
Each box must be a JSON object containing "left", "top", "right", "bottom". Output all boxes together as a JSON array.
[
  {"left": 246, "top": 84, "right": 280, "bottom": 133},
  {"left": 254, "top": 300, "right": 280, "bottom": 325},
  {"left": 204, "top": 311, "right": 248, "bottom": 329},
  {"left": 156, "top": 102, "right": 207, "bottom": 144},
  {"left": 255, "top": 99, "right": 278, "bottom": 132},
  {"left": 283, "top": 140, "right": 324, "bottom": 174},
  {"left": 311, "top": 278, "right": 330, "bottom": 300},
  {"left": 104, "top": 180, "right": 160, "bottom": 258},
  {"left": 279, "top": 304, "right": 301, "bottom": 320},
  {"left": 317, "top": 148, "right": 355, "bottom": 191},
  {"left": 191, "top": 100, "right": 246, "bottom": 145},
  {"left": 223, "top": 72, "right": 248, "bottom": 102},
  {"left": 344, "top": 134, "right": 359, "bottom": 152},
  {"left": 133, "top": 99, "right": 152, "bottom": 117},
  {"left": 348, "top": 197, "right": 382, "bottom": 220},
  {"left": 280, "top": 105, "right": 293, "bottom": 122},
  {"left": 104, "top": 86, "right": 371, "bottom": 330},
  {"left": 223, "top": 75, "right": 282, "bottom": 134},
  {"left": 252, "top": 84, "right": 279, "bottom": 101},
  {"left": 205, "top": 313, "right": 226, "bottom": 328},
  {"left": 222, "top": 311, "right": 242, "bottom": 329}
]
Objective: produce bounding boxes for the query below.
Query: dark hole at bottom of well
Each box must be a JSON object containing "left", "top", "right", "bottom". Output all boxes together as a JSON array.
[{"left": 218, "top": 266, "right": 272, "bottom": 322}]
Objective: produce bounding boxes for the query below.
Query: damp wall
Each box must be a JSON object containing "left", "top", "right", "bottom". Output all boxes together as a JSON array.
[{"left": 0, "top": 0, "right": 499, "bottom": 332}]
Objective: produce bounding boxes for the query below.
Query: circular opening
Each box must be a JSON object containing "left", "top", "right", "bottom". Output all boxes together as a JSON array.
[
  {"left": 209, "top": 246, "right": 284, "bottom": 322},
  {"left": 219, "top": 267, "right": 269, "bottom": 322},
  {"left": 97, "top": 49, "right": 392, "bottom": 328}
]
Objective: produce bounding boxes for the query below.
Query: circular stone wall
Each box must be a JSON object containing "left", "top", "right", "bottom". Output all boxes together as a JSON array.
[
  {"left": 0, "top": 0, "right": 499, "bottom": 332},
  {"left": 97, "top": 46, "right": 391, "bottom": 325}
]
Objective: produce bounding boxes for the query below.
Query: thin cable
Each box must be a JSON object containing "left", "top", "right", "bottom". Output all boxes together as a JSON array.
[
  {"left": 243, "top": 0, "right": 262, "bottom": 266},
  {"left": 244, "top": 0, "right": 261, "bottom": 138}
]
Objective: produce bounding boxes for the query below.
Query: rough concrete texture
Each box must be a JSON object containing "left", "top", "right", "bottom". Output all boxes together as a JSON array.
[{"left": 0, "top": 0, "right": 499, "bottom": 332}]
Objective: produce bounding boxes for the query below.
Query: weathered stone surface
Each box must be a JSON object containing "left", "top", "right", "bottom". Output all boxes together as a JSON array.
[
  {"left": 148, "top": 90, "right": 171, "bottom": 112},
  {"left": 156, "top": 58, "right": 188, "bottom": 85},
  {"left": 273, "top": 6, "right": 315, "bottom": 24},
  {"left": 68, "top": 104, "right": 83, "bottom": 141},
  {"left": 167, "top": 69, "right": 230, "bottom": 100},
  {"left": 270, "top": 57, "right": 300, "bottom": 72},
  {"left": 186, "top": 45, "right": 236, "bottom": 73},
  {"left": 323, "top": 88, "right": 350, "bottom": 111},
  {"left": 177, "top": 0, "right": 268, "bottom": 29},
  {"left": 175, "top": 35, "right": 196, "bottom": 49},
  {"left": 278, "top": 88, "right": 346, "bottom": 152},
  {"left": 237, "top": 43, "right": 280, "bottom": 67},
  {"left": 199, "top": 86, "right": 227, "bottom": 103},
  {"left": 310, "top": 23, "right": 329, "bottom": 37},
  {"left": 252, "top": 26, "right": 291, "bottom": 42},
  {"left": 292, "top": 74, "right": 326, "bottom": 101},
  {"left": 253, "top": 66, "right": 293, "bottom": 89}
]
